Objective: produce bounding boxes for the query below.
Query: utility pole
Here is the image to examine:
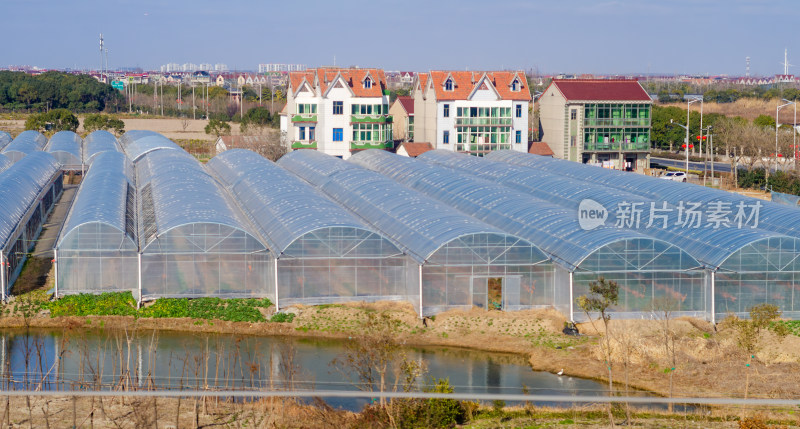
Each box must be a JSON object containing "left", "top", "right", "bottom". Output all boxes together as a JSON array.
[
  {"left": 192, "top": 84, "right": 196, "bottom": 120},
  {"left": 160, "top": 80, "right": 164, "bottom": 116}
]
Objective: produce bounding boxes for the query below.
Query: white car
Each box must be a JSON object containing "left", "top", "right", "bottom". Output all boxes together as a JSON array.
[{"left": 661, "top": 172, "right": 687, "bottom": 182}]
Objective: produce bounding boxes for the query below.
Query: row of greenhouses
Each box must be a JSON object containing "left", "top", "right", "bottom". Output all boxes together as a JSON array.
[
  {"left": 0, "top": 130, "right": 121, "bottom": 171},
  {"left": 51, "top": 131, "right": 800, "bottom": 321}
]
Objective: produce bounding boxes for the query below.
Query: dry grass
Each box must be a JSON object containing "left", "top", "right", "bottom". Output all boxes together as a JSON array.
[{"left": 660, "top": 98, "right": 795, "bottom": 122}]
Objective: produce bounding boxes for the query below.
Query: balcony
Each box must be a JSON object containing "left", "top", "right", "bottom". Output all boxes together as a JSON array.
[
  {"left": 291, "top": 114, "right": 317, "bottom": 123},
  {"left": 350, "top": 115, "right": 392, "bottom": 124},
  {"left": 583, "top": 142, "right": 651, "bottom": 152},
  {"left": 350, "top": 141, "right": 394, "bottom": 151},
  {"left": 291, "top": 141, "right": 317, "bottom": 149},
  {"left": 455, "top": 117, "right": 512, "bottom": 127},
  {"left": 582, "top": 118, "right": 650, "bottom": 127}
]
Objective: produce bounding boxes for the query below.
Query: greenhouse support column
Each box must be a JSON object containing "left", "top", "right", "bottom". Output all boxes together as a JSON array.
[
  {"left": 0, "top": 252, "right": 5, "bottom": 303},
  {"left": 53, "top": 249, "right": 59, "bottom": 298},
  {"left": 274, "top": 260, "right": 280, "bottom": 312},
  {"left": 710, "top": 271, "right": 716, "bottom": 325},
  {"left": 568, "top": 271, "right": 574, "bottom": 322},
  {"left": 418, "top": 264, "right": 423, "bottom": 318},
  {"left": 137, "top": 253, "right": 142, "bottom": 308}
]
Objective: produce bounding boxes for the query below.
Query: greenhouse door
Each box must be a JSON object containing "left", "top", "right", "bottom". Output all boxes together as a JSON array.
[
  {"left": 471, "top": 277, "right": 488, "bottom": 309},
  {"left": 503, "top": 276, "right": 521, "bottom": 309}
]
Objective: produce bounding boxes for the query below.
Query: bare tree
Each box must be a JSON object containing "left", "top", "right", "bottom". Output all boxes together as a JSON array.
[{"left": 651, "top": 296, "right": 679, "bottom": 412}]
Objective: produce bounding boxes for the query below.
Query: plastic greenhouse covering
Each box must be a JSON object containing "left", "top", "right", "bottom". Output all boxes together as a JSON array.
[
  {"left": 1, "top": 130, "right": 47, "bottom": 162},
  {"left": 0, "top": 131, "right": 11, "bottom": 151},
  {"left": 0, "top": 152, "right": 62, "bottom": 299},
  {"left": 0, "top": 154, "right": 11, "bottom": 174},
  {"left": 485, "top": 151, "right": 800, "bottom": 319},
  {"left": 120, "top": 130, "right": 183, "bottom": 161},
  {"left": 278, "top": 150, "right": 551, "bottom": 315},
  {"left": 207, "top": 149, "right": 413, "bottom": 307},
  {"left": 84, "top": 130, "right": 121, "bottom": 164},
  {"left": 351, "top": 150, "right": 705, "bottom": 319},
  {"left": 134, "top": 146, "right": 271, "bottom": 300},
  {"left": 45, "top": 131, "right": 83, "bottom": 170},
  {"left": 55, "top": 151, "right": 138, "bottom": 295}
]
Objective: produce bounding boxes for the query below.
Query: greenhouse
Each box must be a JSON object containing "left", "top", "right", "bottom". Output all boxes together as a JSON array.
[
  {"left": 54, "top": 151, "right": 138, "bottom": 296},
  {"left": 0, "top": 154, "right": 11, "bottom": 174},
  {"left": 45, "top": 131, "right": 83, "bottom": 171},
  {"left": 0, "top": 131, "right": 11, "bottom": 151},
  {"left": 0, "top": 152, "right": 63, "bottom": 300},
  {"left": 485, "top": 150, "right": 800, "bottom": 320},
  {"left": 120, "top": 130, "right": 183, "bottom": 161},
  {"left": 351, "top": 150, "right": 706, "bottom": 321},
  {"left": 83, "top": 130, "right": 121, "bottom": 165},
  {"left": 1, "top": 130, "right": 47, "bottom": 162},
  {"left": 207, "top": 149, "right": 413, "bottom": 309},
  {"left": 278, "top": 150, "right": 553, "bottom": 315},
  {"left": 135, "top": 148, "right": 271, "bottom": 300}
]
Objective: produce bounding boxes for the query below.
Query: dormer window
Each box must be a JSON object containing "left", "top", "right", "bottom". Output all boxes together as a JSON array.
[
  {"left": 445, "top": 78, "right": 453, "bottom": 91},
  {"left": 364, "top": 78, "right": 372, "bottom": 89},
  {"left": 511, "top": 79, "right": 520, "bottom": 91}
]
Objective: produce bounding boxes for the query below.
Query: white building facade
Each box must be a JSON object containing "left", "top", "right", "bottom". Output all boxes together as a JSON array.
[
  {"left": 413, "top": 71, "right": 531, "bottom": 156},
  {"left": 281, "top": 68, "right": 393, "bottom": 159}
]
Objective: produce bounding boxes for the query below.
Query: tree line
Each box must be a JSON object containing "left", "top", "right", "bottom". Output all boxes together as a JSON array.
[
  {"left": 642, "top": 81, "right": 800, "bottom": 104},
  {"left": 0, "top": 71, "right": 124, "bottom": 112}
]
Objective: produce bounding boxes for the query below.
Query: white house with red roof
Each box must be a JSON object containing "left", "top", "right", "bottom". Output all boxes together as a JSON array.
[
  {"left": 413, "top": 71, "right": 530, "bottom": 156},
  {"left": 539, "top": 79, "right": 652, "bottom": 172},
  {"left": 281, "top": 68, "right": 393, "bottom": 158}
]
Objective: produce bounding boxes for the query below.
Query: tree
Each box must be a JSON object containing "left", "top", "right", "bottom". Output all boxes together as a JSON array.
[
  {"left": 753, "top": 114, "right": 776, "bottom": 129},
  {"left": 25, "top": 108, "right": 79, "bottom": 133},
  {"left": 204, "top": 118, "right": 231, "bottom": 138},
  {"left": 577, "top": 276, "right": 619, "bottom": 427},
  {"left": 239, "top": 106, "right": 274, "bottom": 134},
  {"left": 651, "top": 297, "right": 679, "bottom": 412},
  {"left": 83, "top": 113, "right": 125, "bottom": 135}
]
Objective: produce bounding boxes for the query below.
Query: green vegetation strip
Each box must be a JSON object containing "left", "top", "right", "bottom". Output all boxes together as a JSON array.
[{"left": 20, "top": 292, "right": 293, "bottom": 323}]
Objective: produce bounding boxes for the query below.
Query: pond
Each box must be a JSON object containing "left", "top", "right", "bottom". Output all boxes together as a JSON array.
[{"left": 0, "top": 328, "right": 658, "bottom": 411}]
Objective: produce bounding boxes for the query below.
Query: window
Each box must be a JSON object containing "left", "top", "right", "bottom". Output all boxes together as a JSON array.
[
  {"left": 333, "top": 128, "right": 343, "bottom": 141},
  {"left": 333, "top": 101, "right": 343, "bottom": 115},
  {"left": 570, "top": 109, "right": 577, "bottom": 120},
  {"left": 309, "top": 126, "right": 315, "bottom": 141},
  {"left": 443, "top": 104, "right": 450, "bottom": 118},
  {"left": 515, "top": 130, "right": 522, "bottom": 144},
  {"left": 515, "top": 104, "right": 522, "bottom": 118},
  {"left": 364, "top": 78, "right": 372, "bottom": 89},
  {"left": 299, "top": 126, "right": 306, "bottom": 140},
  {"left": 445, "top": 78, "right": 453, "bottom": 91},
  {"left": 511, "top": 79, "right": 519, "bottom": 91},
  {"left": 443, "top": 131, "right": 450, "bottom": 144}
]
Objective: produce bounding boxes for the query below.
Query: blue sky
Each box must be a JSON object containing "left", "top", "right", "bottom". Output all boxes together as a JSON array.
[{"left": 2, "top": 0, "right": 798, "bottom": 76}]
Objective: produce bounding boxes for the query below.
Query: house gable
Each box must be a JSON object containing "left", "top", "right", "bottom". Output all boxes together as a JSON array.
[{"left": 468, "top": 74, "right": 501, "bottom": 101}]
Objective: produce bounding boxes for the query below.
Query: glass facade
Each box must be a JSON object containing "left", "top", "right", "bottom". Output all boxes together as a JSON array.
[
  {"left": 455, "top": 107, "right": 513, "bottom": 155},
  {"left": 582, "top": 103, "right": 651, "bottom": 152}
]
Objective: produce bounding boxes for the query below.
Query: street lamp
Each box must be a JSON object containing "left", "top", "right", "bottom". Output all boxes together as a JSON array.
[
  {"left": 670, "top": 96, "right": 701, "bottom": 173},
  {"left": 777, "top": 99, "right": 795, "bottom": 174}
]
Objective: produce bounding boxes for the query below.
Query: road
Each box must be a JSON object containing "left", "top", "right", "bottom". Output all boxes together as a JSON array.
[{"left": 651, "top": 157, "right": 732, "bottom": 173}]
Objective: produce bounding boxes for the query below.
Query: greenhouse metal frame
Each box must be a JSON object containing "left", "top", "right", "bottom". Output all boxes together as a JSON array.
[
  {"left": 0, "top": 131, "right": 11, "bottom": 152},
  {"left": 0, "top": 152, "right": 63, "bottom": 300},
  {"left": 277, "top": 150, "right": 553, "bottom": 315},
  {"left": 207, "top": 149, "right": 413, "bottom": 309},
  {"left": 1, "top": 130, "right": 47, "bottom": 162},
  {"left": 45, "top": 131, "right": 84, "bottom": 171},
  {"left": 83, "top": 130, "right": 122, "bottom": 165}
]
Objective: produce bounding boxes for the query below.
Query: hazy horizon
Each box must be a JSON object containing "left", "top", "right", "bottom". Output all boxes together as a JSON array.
[{"left": 3, "top": 0, "right": 798, "bottom": 77}]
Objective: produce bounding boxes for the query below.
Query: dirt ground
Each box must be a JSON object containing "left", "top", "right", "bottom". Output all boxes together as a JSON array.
[
  {"left": 660, "top": 98, "right": 792, "bottom": 122},
  {"left": 0, "top": 117, "right": 222, "bottom": 141}
]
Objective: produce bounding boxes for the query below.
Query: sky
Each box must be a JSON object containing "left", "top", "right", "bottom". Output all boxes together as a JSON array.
[{"left": 2, "top": 0, "right": 799, "bottom": 76}]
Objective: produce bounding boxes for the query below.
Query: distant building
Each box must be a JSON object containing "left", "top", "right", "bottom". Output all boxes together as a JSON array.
[
  {"left": 413, "top": 70, "right": 531, "bottom": 156},
  {"left": 539, "top": 79, "right": 652, "bottom": 172},
  {"left": 389, "top": 96, "right": 414, "bottom": 141},
  {"left": 396, "top": 141, "right": 433, "bottom": 157},
  {"left": 281, "top": 68, "right": 392, "bottom": 159},
  {"left": 259, "top": 63, "right": 306, "bottom": 73}
]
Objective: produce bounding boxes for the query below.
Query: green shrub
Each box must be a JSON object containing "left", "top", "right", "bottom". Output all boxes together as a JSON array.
[
  {"left": 138, "top": 297, "right": 272, "bottom": 323},
  {"left": 270, "top": 312, "right": 295, "bottom": 323},
  {"left": 47, "top": 292, "right": 137, "bottom": 317}
]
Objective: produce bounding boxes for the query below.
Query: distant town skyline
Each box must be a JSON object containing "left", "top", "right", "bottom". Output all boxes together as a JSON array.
[{"left": 2, "top": 0, "right": 798, "bottom": 77}]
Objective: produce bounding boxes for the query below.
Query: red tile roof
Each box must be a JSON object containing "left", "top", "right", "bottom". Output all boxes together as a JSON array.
[
  {"left": 418, "top": 74, "right": 428, "bottom": 92},
  {"left": 528, "top": 142, "right": 554, "bottom": 156},
  {"left": 549, "top": 79, "right": 651, "bottom": 102},
  {"left": 398, "top": 142, "right": 433, "bottom": 157},
  {"left": 426, "top": 71, "right": 531, "bottom": 101},
  {"left": 318, "top": 68, "right": 387, "bottom": 97},
  {"left": 396, "top": 96, "right": 414, "bottom": 115},
  {"left": 289, "top": 72, "right": 315, "bottom": 93}
]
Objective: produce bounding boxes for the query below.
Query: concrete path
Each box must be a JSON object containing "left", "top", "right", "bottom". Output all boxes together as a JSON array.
[{"left": 32, "top": 184, "right": 78, "bottom": 259}]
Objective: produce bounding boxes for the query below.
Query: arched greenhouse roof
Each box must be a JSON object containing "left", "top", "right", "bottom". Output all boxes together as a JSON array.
[
  {"left": 0, "top": 131, "right": 11, "bottom": 151},
  {"left": 84, "top": 130, "right": 121, "bottom": 164},
  {"left": 351, "top": 150, "right": 697, "bottom": 271},
  {"left": 486, "top": 151, "right": 800, "bottom": 243},
  {"left": 439, "top": 150, "right": 792, "bottom": 270},
  {"left": 136, "top": 148, "right": 266, "bottom": 252},
  {"left": 45, "top": 131, "right": 83, "bottom": 167},
  {"left": 1, "top": 130, "right": 47, "bottom": 161},
  {"left": 278, "top": 150, "right": 543, "bottom": 264},
  {"left": 0, "top": 154, "right": 11, "bottom": 174},
  {"left": 207, "top": 149, "right": 398, "bottom": 257},
  {"left": 120, "top": 130, "right": 182, "bottom": 162},
  {"left": 57, "top": 151, "right": 136, "bottom": 251},
  {"left": 0, "top": 152, "right": 60, "bottom": 250}
]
